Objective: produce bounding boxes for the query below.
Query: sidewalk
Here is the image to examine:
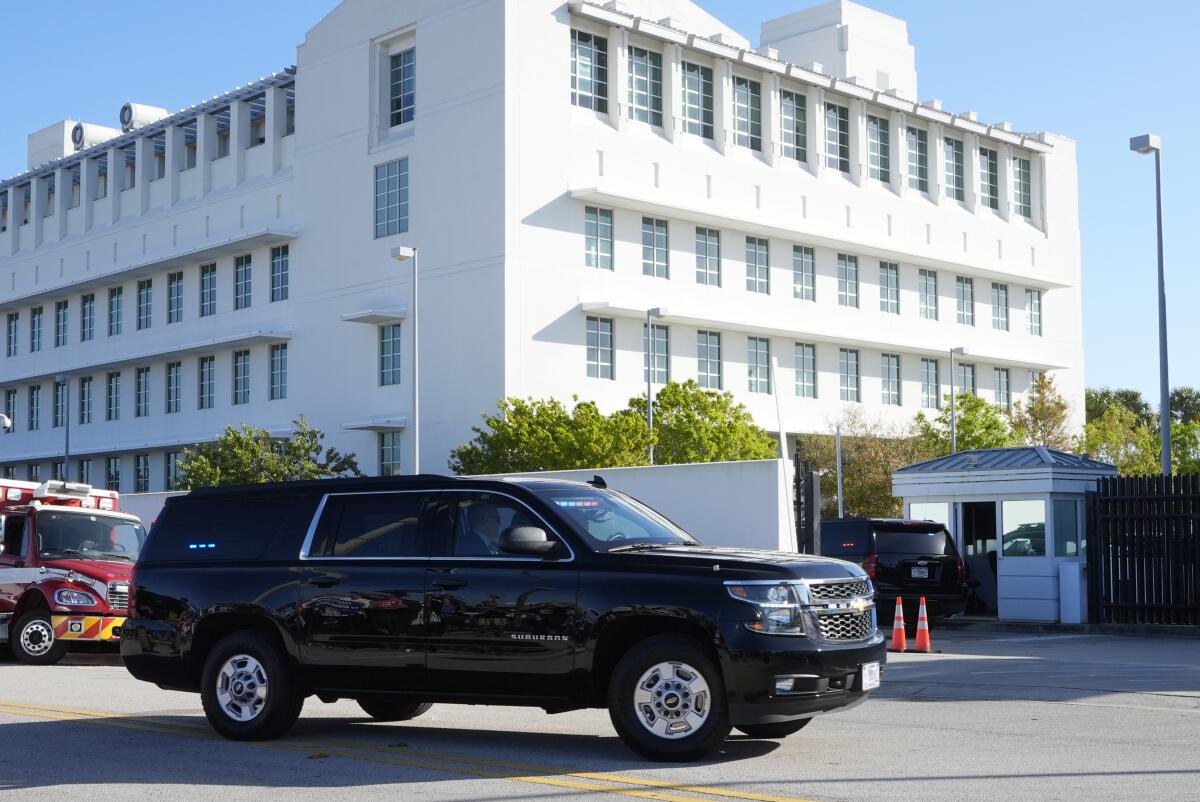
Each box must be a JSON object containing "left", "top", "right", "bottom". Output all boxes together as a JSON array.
[{"left": 931, "top": 614, "right": 1200, "bottom": 639}]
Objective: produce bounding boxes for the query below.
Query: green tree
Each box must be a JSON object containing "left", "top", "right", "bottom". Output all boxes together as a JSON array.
[
  {"left": 1080, "top": 405, "right": 1158, "bottom": 476},
  {"left": 625, "top": 380, "right": 777, "bottom": 465},
  {"left": 914, "top": 393, "right": 1014, "bottom": 456},
  {"left": 1172, "top": 421, "right": 1200, "bottom": 474},
  {"left": 178, "top": 415, "right": 362, "bottom": 488},
  {"left": 1169, "top": 387, "right": 1200, "bottom": 425},
  {"left": 1010, "top": 374, "right": 1075, "bottom": 450},
  {"left": 1085, "top": 387, "right": 1155, "bottom": 429}
]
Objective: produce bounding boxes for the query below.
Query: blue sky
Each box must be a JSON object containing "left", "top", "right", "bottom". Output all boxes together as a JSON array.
[{"left": 1, "top": 1, "right": 1195, "bottom": 400}]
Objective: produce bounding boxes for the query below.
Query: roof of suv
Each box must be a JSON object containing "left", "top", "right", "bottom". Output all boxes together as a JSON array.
[{"left": 180, "top": 474, "right": 598, "bottom": 497}]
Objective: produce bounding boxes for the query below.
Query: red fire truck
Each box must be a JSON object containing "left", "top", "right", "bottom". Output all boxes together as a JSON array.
[{"left": 0, "top": 479, "right": 145, "bottom": 664}]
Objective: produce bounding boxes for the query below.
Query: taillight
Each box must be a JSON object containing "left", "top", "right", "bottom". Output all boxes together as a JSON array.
[
  {"left": 862, "top": 552, "right": 879, "bottom": 580},
  {"left": 957, "top": 556, "right": 968, "bottom": 583}
]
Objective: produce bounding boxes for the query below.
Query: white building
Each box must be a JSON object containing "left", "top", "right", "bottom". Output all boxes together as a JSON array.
[{"left": 0, "top": 0, "right": 1084, "bottom": 490}]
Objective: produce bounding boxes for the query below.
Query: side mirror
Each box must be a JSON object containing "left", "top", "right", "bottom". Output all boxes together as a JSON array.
[{"left": 498, "top": 526, "right": 557, "bottom": 556}]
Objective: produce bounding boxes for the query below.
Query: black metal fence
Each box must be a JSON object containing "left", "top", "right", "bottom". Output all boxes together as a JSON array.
[{"left": 1087, "top": 474, "right": 1200, "bottom": 626}]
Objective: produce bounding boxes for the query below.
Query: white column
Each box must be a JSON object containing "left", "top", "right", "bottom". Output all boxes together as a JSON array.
[
  {"left": 231, "top": 100, "right": 251, "bottom": 184},
  {"left": 54, "top": 166, "right": 70, "bottom": 239},
  {"left": 197, "top": 113, "right": 216, "bottom": 196},
  {"left": 762, "top": 73, "right": 779, "bottom": 166},
  {"left": 890, "top": 110, "right": 905, "bottom": 195},
  {"left": 166, "top": 124, "right": 184, "bottom": 205},
  {"left": 806, "top": 86, "right": 822, "bottom": 176},
  {"left": 713, "top": 59, "right": 732, "bottom": 155},
  {"left": 849, "top": 99, "right": 867, "bottom": 186},
  {"left": 107, "top": 146, "right": 122, "bottom": 223},
  {"left": 80, "top": 156, "right": 97, "bottom": 232},
  {"left": 998, "top": 143, "right": 1014, "bottom": 222},
  {"left": 136, "top": 135, "right": 154, "bottom": 214},
  {"left": 4, "top": 187, "right": 18, "bottom": 254},
  {"left": 930, "top": 123, "right": 945, "bottom": 206},
  {"left": 963, "top": 131, "right": 979, "bottom": 214},
  {"left": 30, "top": 175, "right": 45, "bottom": 248},
  {"left": 608, "top": 26, "right": 627, "bottom": 133},
  {"left": 264, "top": 86, "right": 288, "bottom": 173}
]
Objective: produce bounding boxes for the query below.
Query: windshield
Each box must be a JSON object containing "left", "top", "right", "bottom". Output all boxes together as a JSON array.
[
  {"left": 36, "top": 511, "right": 146, "bottom": 562},
  {"left": 528, "top": 485, "right": 701, "bottom": 553}
]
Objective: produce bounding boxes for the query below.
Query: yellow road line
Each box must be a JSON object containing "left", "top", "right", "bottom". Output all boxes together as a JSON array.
[{"left": 0, "top": 699, "right": 819, "bottom": 802}]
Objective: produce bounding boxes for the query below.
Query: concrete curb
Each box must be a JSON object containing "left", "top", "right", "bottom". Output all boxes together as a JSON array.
[{"left": 931, "top": 618, "right": 1200, "bottom": 639}]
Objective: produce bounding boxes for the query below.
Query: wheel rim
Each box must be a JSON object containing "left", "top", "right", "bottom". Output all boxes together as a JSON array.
[
  {"left": 216, "top": 654, "right": 269, "bottom": 722},
  {"left": 20, "top": 620, "right": 54, "bottom": 657},
  {"left": 633, "top": 660, "right": 711, "bottom": 740}
]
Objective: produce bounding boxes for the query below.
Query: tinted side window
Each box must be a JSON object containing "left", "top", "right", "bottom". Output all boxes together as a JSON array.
[
  {"left": 142, "top": 495, "right": 306, "bottom": 562},
  {"left": 2, "top": 515, "right": 26, "bottom": 558},
  {"left": 438, "top": 492, "right": 550, "bottom": 558},
  {"left": 310, "top": 492, "right": 434, "bottom": 559}
]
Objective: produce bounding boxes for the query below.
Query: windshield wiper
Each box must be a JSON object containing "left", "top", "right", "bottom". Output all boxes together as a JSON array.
[
  {"left": 608, "top": 543, "right": 673, "bottom": 553},
  {"left": 41, "top": 548, "right": 95, "bottom": 560},
  {"left": 94, "top": 553, "right": 135, "bottom": 562}
]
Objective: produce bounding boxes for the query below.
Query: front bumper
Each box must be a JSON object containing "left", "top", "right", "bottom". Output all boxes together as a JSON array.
[
  {"left": 51, "top": 615, "right": 126, "bottom": 642},
  {"left": 718, "top": 622, "right": 886, "bottom": 726}
]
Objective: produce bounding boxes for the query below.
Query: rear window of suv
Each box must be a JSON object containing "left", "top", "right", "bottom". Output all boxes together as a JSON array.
[
  {"left": 821, "top": 528, "right": 871, "bottom": 558},
  {"left": 873, "top": 526, "right": 953, "bottom": 556},
  {"left": 141, "top": 494, "right": 312, "bottom": 562}
]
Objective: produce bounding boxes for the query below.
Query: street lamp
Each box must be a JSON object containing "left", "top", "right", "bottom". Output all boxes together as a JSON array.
[
  {"left": 1130, "top": 133, "right": 1171, "bottom": 475},
  {"left": 644, "top": 307, "right": 668, "bottom": 465},
  {"left": 949, "top": 347, "right": 966, "bottom": 454},
  {"left": 55, "top": 373, "right": 70, "bottom": 478},
  {"left": 391, "top": 245, "right": 419, "bottom": 474}
]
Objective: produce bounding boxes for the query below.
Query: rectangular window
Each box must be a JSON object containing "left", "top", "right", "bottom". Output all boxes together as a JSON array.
[
  {"left": 906, "top": 126, "right": 928, "bottom": 191},
  {"left": 135, "top": 366, "right": 150, "bottom": 417},
  {"left": 105, "top": 457, "right": 120, "bottom": 492},
  {"left": 198, "top": 356, "right": 215, "bottom": 409},
  {"left": 944, "top": 137, "right": 965, "bottom": 201},
  {"left": 389, "top": 48, "right": 415, "bottom": 127},
  {"left": 697, "top": 330, "right": 722, "bottom": 390},
  {"left": 992, "top": 282, "right": 1009, "bottom": 331},
  {"left": 956, "top": 276, "right": 975, "bottom": 325},
  {"left": 586, "top": 316, "right": 614, "bottom": 379},
  {"left": 270, "top": 245, "right": 289, "bottom": 302},
  {"left": 105, "top": 373, "right": 120, "bottom": 421},
  {"left": 780, "top": 90, "right": 806, "bottom": 162},
  {"left": 643, "top": 323, "right": 669, "bottom": 384},
  {"left": 380, "top": 323, "right": 402, "bottom": 386},
  {"left": 881, "top": 353, "right": 901, "bottom": 406},
  {"left": 792, "top": 245, "right": 814, "bottom": 301},
  {"left": 232, "top": 350, "right": 250, "bottom": 405},
  {"left": 919, "top": 269, "right": 938, "bottom": 320},
  {"left": 54, "top": 300, "right": 68, "bottom": 347},
  {"left": 994, "top": 367, "right": 1011, "bottom": 410},
  {"left": 837, "top": 254, "right": 859, "bottom": 308},
  {"left": 839, "top": 349, "right": 860, "bottom": 402},
  {"left": 641, "top": 217, "right": 668, "bottom": 278},
  {"left": 6, "top": 312, "right": 17, "bottom": 356},
  {"left": 3, "top": 388, "right": 15, "bottom": 433},
  {"left": 584, "top": 206, "right": 613, "bottom": 270},
  {"left": 745, "top": 236, "right": 769, "bottom": 294},
  {"left": 1025, "top": 288, "right": 1043, "bottom": 336},
  {"left": 165, "top": 451, "right": 182, "bottom": 490},
  {"left": 167, "top": 272, "right": 183, "bottom": 323},
  {"left": 570, "top": 30, "right": 608, "bottom": 113},
  {"left": 732, "top": 77, "right": 762, "bottom": 151},
  {"left": 80, "top": 293, "right": 95, "bottom": 341},
  {"left": 1013, "top": 156, "right": 1032, "bottom": 218},
  {"left": 825, "top": 102, "right": 850, "bottom": 172},
  {"left": 627, "top": 46, "right": 663, "bottom": 126},
  {"left": 379, "top": 431, "right": 403, "bottom": 477},
  {"left": 30, "top": 306, "right": 42, "bottom": 352},
  {"left": 879, "top": 262, "right": 899, "bottom": 314},
  {"left": 979, "top": 147, "right": 999, "bottom": 210},
  {"left": 53, "top": 462, "right": 65, "bottom": 482},
  {"left": 135, "top": 454, "right": 150, "bottom": 493},
  {"left": 108, "top": 287, "right": 123, "bottom": 336},
  {"left": 199, "top": 264, "right": 217, "bottom": 317},
  {"left": 78, "top": 376, "right": 92, "bottom": 424},
  {"left": 136, "top": 279, "right": 152, "bottom": 330},
  {"left": 680, "top": 62, "right": 713, "bottom": 139},
  {"left": 867, "top": 115, "right": 890, "bottom": 183},
  {"left": 78, "top": 459, "right": 91, "bottom": 484},
  {"left": 921, "top": 358, "right": 940, "bottom": 409},
  {"left": 28, "top": 464, "right": 40, "bottom": 483},
  {"left": 695, "top": 227, "right": 720, "bottom": 286},
  {"left": 957, "top": 363, "right": 977, "bottom": 396},
  {"left": 234, "top": 254, "right": 252, "bottom": 310},
  {"left": 270, "top": 343, "right": 288, "bottom": 400},
  {"left": 373, "top": 158, "right": 410, "bottom": 239},
  {"left": 52, "top": 380, "right": 65, "bottom": 428},
  {"left": 747, "top": 337, "right": 770, "bottom": 394},
  {"left": 165, "top": 362, "right": 181, "bottom": 414},
  {"left": 794, "top": 342, "right": 816, "bottom": 398}
]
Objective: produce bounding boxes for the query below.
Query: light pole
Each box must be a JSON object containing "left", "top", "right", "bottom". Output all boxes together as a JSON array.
[
  {"left": 391, "top": 246, "right": 419, "bottom": 474},
  {"left": 1130, "top": 134, "right": 1172, "bottom": 475},
  {"left": 644, "top": 307, "right": 668, "bottom": 465},
  {"left": 55, "top": 373, "right": 70, "bottom": 478},
  {"left": 949, "top": 347, "right": 965, "bottom": 454}
]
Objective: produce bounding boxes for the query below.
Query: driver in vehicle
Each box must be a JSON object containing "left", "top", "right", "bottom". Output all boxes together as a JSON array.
[{"left": 456, "top": 500, "right": 503, "bottom": 556}]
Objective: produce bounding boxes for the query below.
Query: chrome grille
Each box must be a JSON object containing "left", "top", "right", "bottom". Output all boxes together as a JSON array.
[
  {"left": 107, "top": 582, "right": 129, "bottom": 611},
  {"left": 816, "top": 610, "right": 873, "bottom": 641},
  {"left": 807, "top": 579, "right": 870, "bottom": 601}
]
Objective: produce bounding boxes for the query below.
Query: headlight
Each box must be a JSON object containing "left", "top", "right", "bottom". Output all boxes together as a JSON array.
[
  {"left": 54, "top": 589, "right": 98, "bottom": 606},
  {"left": 726, "top": 582, "right": 805, "bottom": 636}
]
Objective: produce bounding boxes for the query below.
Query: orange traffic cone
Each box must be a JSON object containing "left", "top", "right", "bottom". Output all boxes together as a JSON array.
[
  {"left": 913, "top": 596, "right": 939, "bottom": 653},
  {"left": 887, "top": 597, "right": 907, "bottom": 653}
]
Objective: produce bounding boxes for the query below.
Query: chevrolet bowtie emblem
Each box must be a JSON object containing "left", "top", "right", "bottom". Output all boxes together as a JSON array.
[{"left": 851, "top": 597, "right": 870, "bottom": 614}]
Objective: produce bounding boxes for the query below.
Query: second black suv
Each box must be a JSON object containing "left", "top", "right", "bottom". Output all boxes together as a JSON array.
[{"left": 122, "top": 476, "right": 885, "bottom": 761}]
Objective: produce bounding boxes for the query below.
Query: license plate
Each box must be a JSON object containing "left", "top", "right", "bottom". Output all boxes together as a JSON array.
[
  {"left": 911, "top": 566, "right": 929, "bottom": 579},
  {"left": 861, "top": 662, "right": 880, "bottom": 691}
]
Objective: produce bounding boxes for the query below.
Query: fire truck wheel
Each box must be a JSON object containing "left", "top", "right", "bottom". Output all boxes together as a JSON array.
[
  {"left": 12, "top": 611, "right": 69, "bottom": 665},
  {"left": 200, "top": 631, "right": 302, "bottom": 741}
]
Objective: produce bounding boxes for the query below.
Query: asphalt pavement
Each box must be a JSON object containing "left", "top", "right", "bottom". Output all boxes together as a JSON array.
[{"left": 1, "top": 630, "right": 1198, "bottom": 801}]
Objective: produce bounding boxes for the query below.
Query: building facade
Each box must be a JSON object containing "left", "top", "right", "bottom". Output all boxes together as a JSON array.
[{"left": 0, "top": 0, "right": 1084, "bottom": 489}]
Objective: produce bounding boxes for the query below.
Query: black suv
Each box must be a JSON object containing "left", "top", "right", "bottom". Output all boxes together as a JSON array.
[
  {"left": 820, "top": 518, "right": 970, "bottom": 623},
  {"left": 122, "top": 476, "right": 885, "bottom": 761}
]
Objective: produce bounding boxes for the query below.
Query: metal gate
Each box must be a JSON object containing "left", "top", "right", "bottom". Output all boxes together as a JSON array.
[{"left": 1087, "top": 474, "right": 1200, "bottom": 625}]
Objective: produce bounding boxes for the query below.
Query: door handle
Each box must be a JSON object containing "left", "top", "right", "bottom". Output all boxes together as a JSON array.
[{"left": 431, "top": 577, "right": 466, "bottom": 590}]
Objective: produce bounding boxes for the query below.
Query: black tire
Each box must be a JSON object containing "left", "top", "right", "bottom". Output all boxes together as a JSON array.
[
  {"left": 735, "top": 718, "right": 812, "bottom": 739},
  {"left": 11, "top": 611, "right": 69, "bottom": 665},
  {"left": 200, "top": 631, "right": 302, "bottom": 741},
  {"left": 357, "top": 699, "right": 433, "bottom": 722},
  {"left": 607, "top": 634, "right": 731, "bottom": 762}
]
